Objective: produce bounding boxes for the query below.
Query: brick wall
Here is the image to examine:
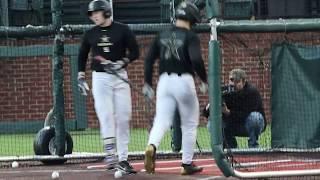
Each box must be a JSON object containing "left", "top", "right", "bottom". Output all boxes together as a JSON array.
[
  {"left": 0, "top": 55, "right": 75, "bottom": 123},
  {"left": 1, "top": 31, "right": 319, "bottom": 130}
]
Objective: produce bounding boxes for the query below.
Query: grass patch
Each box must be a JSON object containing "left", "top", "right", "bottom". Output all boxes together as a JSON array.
[{"left": 0, "top": 126, "right": 271, "bottom": 156}]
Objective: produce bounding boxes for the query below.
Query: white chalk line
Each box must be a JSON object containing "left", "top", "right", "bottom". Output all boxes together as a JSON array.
[{"left": 87, "top": 158, "right": 214, "bottom": 169}]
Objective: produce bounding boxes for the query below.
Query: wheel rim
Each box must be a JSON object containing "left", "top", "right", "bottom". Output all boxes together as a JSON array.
[
  {"left": 48, "top": 137, "right": 69, "bottom": 155},
  {"left": 48, "top": 137, "right": 56, "bottom": 155}
]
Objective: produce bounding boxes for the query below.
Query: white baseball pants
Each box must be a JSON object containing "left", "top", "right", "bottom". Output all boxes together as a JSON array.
[
  {"left": 92, "top": 71, "right": 131, "bottom": 162},
  {"left": 148, "top": 73, "right": 200, "bottom": 164}
]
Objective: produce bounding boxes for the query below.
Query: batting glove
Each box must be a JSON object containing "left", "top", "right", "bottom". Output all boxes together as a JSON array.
[
  {"left": 199, "top": 82, "right": 208, "bottom": 94},
  {"left": 96, "top": 56, "right": 129, "bottom": 72},
  {"left": 113, "top": 57, "right": 130, "bottom": 70},
  {"left": 78, "top": 72, "right": 90, "bottom": 96},
  {"left": 142, "top": 83, "right": 154, "bottom": 101},
  {"left": 202, "top": 103, "right": 210, "bottom": 118}
]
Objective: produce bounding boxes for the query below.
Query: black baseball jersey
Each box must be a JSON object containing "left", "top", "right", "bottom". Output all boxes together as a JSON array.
[
  {"left": 78, "top": 21, "right": 139, "bottom": 72},
  {"left": 144, "top": 26, "right": 207, "bottom": 86}
]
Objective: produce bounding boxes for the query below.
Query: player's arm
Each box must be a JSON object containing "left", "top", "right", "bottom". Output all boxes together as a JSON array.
[
  {"left": 142, "top": 35, "right": 160, "bottom": 100},
  {"left": 78, "top": 32, "right": 91, "bottom": 72},
  {"left": 77, "top": 32, "right": 91, "bottom": 96},
  {"left": 144, "top": 35, "right": 160, "bottom": 86},
  {"left": 124, "top": 26, "right": 139, "bottom": 62},
  {"left": 188, "top": 34, "right": 207, "bottom": 83}
]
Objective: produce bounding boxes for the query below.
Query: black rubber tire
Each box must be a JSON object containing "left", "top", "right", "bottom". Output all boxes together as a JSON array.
[{"left": 33, "top": 127, "right": 73, "bottom": 165}]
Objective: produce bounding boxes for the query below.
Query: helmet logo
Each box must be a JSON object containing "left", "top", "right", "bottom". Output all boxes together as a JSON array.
[
  {"left": 181, "top": 2, "right": 187, "bottom": 8},
  {"left": 88, "top": 0, "right": 110, "bottom": 13},
  {"left": 175, "top": 2, "right": 200, "bottom": 24},
  {"left": 176, "top": 9, "right": 186, "bottom": 15},
  {"left": 89, "top": 3, "right": 94, "bottom": 10}
]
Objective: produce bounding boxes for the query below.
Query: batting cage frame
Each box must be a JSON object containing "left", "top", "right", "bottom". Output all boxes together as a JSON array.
[
  {"left": 0, "top": 0, "right": 212, "bottom": 166},
  {"left": 207, "top": 15, "right": 320, "bottom": 180},
  {"left": 2, "top": 0, "right": 320, "bottom": 179},
  {"left": 0, "top": 22, "right": 211, "bottom": 159}
]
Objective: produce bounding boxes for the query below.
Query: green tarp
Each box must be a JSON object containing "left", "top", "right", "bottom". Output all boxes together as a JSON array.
[{"left": 271, "top": 43, "right": 320, "bottom": 148}]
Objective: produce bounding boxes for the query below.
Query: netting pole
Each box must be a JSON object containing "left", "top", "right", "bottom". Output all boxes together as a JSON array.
[
  {"left": 52, "top": 0, "right": 66, "bottom": 156},
  {"left": 170, "top": 0, "right": 175, "bottom": 24},
  {"left": 208, "top": 18, "right": 234, "bottom": 177},
  {"left": 206, "top": 0, "right": 234, "bottom": 176},
  {"left": 0, "top": 0, "right": 9, "bottom": 26}
]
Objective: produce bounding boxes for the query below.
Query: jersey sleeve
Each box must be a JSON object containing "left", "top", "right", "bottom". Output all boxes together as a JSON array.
[
  {"left": 124, "top": 26, "right": 139, "bottom": 62},
  {"left": 188, "top": 33, "right": 207, "bottom": 83},
  {"left": 144, "top": 34, "right": 160, "bottom": 86},
  {"left": 78, "top": 31, "right": 91, "bottom": 72}
]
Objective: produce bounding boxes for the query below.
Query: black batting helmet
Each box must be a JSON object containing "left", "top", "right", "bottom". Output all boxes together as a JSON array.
[
  {"left": 175, "top": 2, "right": 201, "bottom": 25},
  {"left": 88, "top": 0, "right": 112, "bottom": 18}
]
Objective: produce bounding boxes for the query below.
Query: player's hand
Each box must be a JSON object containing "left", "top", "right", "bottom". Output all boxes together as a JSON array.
[
  {"left": 222, "top": 102, "right": 230, "bottom": 115},
  {"left": 202, "top": 103, "right": 210, "bottom": 118},
  {"left": 199, "top": 82, "right": 208, "bottom": 94},
  {"left": 77, "top": 72, "right": 90, "bottom": 96},
  {"left": 94, "top": 56, "right": 113, "bottom": 67},
  {"left": 142, "top": 83, "right": 154, "bottom": 101},
  {"left": 94, "top": 56, "right": 118, "bottom": 73},
  {"left": 113, "top": 58, "right": 130, "bottom": 70},
  {"left": 95, "top": 56, "right": 129, "bottom": 71}
]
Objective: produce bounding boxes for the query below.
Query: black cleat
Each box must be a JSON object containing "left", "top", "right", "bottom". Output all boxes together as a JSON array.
[
  {"left": 116, "top": 161, "right": 137, "bottom": 174},
  {"left": 144, "top": 144, "right": 156, "bottom": 174},
  {"left": 181, "top": 162, "right": 203, "bottom": 175}
]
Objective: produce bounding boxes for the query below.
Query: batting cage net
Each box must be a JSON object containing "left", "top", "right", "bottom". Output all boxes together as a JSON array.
[
  {"left": 2, "top": 6, "right": 320, "bottom": 179},
  {"left": 0, "top": 24, "right": 212, "bottom": 166},
  {"left": 208, "top": 18, "right": 320, "bottom": 178}
]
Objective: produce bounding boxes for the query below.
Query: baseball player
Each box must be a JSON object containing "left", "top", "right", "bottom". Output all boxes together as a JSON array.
[
  {"left": 143, "top": 2, "right": 207, "bottom": 175},
  {"left": 77, "top": 0, "right": 139, "bottom": 174}
]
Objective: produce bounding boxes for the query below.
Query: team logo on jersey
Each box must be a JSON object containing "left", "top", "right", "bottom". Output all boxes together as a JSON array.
[
  {"left": 97, "top": 35, "right": 113, "bottom": 53},
  {"left": 160, "top": 33, "right": 183, "bottom": 60},
  {"left": 101, "top": 36, "right": 110, "bottom": 42},
  {"left": 176, "top": 9, "right": 186, "bottom": 15}
]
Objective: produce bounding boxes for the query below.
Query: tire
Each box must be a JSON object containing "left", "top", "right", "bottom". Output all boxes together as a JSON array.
[{"left": 33, "top": 126, "right": 73, "bottom": 165}]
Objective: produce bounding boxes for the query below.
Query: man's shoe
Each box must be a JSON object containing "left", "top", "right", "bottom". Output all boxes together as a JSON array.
[
  {"left": 117, "top": 161, "right": 137, "bottom": 174},
  {"left": 144, "top": 144, "right": 156, "bottom": 174},
  {"left": 181, "top": 162, "right": 203, "bottom": 175}
]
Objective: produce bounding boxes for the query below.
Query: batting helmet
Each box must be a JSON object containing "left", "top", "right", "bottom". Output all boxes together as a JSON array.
[
  {"left": 88, "top": 0, "right": 112, "bottom": 18},
  {"left": 175, "top": 2, "right": 201, "bottom": 25}
]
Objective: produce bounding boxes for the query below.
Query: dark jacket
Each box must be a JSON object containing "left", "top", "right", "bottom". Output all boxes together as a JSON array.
[{"left": 224, "top": 82, "right": 266, "bottom": 130}]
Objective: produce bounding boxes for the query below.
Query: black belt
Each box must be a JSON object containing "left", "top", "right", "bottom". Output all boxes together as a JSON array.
[{"left": 166, "top": 72, "right": 182, "bottom": 76}]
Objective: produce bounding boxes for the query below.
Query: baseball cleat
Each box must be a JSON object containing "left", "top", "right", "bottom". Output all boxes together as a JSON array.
[{"left": 144, "top": 144, "right": 156, "bottom": 174}]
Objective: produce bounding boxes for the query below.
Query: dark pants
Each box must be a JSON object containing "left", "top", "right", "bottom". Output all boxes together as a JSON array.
[{"left": 223, "top": 112, "right": 265, "bottom": 148}]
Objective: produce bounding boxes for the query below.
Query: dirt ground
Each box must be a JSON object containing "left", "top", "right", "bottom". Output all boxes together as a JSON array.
[{"left": 0, "top": 158, "right": 237, "bottom": 180}]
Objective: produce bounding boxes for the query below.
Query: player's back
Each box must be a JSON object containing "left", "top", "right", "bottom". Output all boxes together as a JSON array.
[{"left": 157, "top": 26, "right": 196, "bottom": 76}]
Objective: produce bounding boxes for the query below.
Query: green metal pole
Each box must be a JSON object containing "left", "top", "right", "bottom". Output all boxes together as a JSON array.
[
  {"left": 206, "top": 0, "right": 220, "bottom": 19},
  {"left": 208, "top": 18, "right": 234, "bottom": 177},
  {"left": 52, "top": 0, "right": 65, "bottom": 156},
  {"left": 0, "top": 0, "right": 9, "bottom": 26},
  {"left": 217, "top": 18, "right": 320, "bottom": 32}
]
